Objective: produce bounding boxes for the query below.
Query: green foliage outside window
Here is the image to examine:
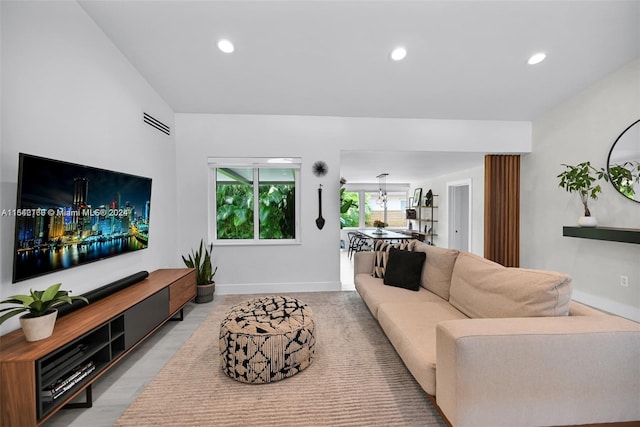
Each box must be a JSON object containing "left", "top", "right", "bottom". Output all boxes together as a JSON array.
[
  {"left": 216, "top": 183, "right": 295, "bottom": 239},
  {"left": 216, "top": 184, "right": 253, "bottom": 239},
  {"left": 258, "top": 184, "right": 295, "bottom": 239},
  {"left": 340, "top": 190, "right": 359, "bottom": 228},
  {"left": 339, "top": 191, "right": 373, "bottom": 228}
]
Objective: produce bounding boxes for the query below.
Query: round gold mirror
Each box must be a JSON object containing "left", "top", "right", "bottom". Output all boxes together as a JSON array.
[{"left": 607, "top": 119, "right": 640, "bottom": 203}]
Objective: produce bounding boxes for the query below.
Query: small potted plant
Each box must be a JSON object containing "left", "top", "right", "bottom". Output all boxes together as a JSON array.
[
  {"left": 0, "top": 283, "right": 88, "bottom": 342},
  {"left": 557, "top": 161, "right": 609, "bottom": 227},
  {"left": 182, "top": 239, "right": 218, "bottom": 303},
  {"left": 373, "top": 220, "right": 387, "bottom": 233}
]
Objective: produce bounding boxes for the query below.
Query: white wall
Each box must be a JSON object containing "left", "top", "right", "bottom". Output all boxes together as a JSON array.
[
  {"left": 8, "top": 0, "right": 632, "bottom": 328},
  {"left": 175, "top": 115, "right": 528, "bottom": 294},
  {"left": 413, "top": 165, "right": 485, "bottom": 255},
  {"left": 521, "top": 59, "right": 640, "bottom": 321},
  {"left": 0, "top": 1, "right": 177, "bottom": 334}
]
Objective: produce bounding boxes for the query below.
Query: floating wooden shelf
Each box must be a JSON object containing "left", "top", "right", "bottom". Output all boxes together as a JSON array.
[{"left": 563, "top": 226, "right": 640, "bottom": 244}]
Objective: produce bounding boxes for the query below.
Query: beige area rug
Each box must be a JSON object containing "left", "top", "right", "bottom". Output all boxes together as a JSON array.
[{"left": 116, "top": 291, "right": 446, "bottom": 426}]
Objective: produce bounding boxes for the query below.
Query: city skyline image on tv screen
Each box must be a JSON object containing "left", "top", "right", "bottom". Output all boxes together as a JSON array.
[{"left": 12, "top": 153, "right": 152, "bottom": 283}]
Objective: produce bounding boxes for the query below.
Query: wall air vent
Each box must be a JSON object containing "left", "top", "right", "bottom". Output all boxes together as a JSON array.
[{"left": 143, "top": 112, "right": 170, "bottom": 136}]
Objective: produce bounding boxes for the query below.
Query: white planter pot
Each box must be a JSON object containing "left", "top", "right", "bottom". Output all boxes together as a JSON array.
[
  {"left": 19, "top": 310, "right": 57, "bottom": 342},
  {"left": 577, "top": 216, "right": 598, "bottom": 227}
]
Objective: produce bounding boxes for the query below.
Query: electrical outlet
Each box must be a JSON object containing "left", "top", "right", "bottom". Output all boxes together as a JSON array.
[{"left": 620, "top": 276, "right": 629, "bottom": 287}]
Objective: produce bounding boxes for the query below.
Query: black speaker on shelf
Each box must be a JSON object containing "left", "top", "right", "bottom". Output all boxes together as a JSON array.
[{"left": 57, "top": 271, "right": 149, "bottom": 318}]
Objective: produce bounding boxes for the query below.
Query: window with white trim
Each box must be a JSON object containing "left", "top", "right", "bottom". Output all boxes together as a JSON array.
[{"left": 209, "top": 158, "right": 301, "bottom": 244}]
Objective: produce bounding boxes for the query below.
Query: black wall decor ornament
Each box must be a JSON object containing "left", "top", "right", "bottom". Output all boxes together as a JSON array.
[
  {"left": 312, "top": 161, "right": 328, "bottom": 177},
  {"left": 316, "top": 184, "right": 325, "bottom": 230},
  {"left": 425, "top": 189, "right": 434, "bottom": 207}
]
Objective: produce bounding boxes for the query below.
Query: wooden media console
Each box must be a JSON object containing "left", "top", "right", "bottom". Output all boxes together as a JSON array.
[{"left": 0, "top": 268, "right": 196, "bottom": 427}]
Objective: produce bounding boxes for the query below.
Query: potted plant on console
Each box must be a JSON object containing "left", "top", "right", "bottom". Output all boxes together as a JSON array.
[
  {"left": 0, "top": 283, "right": 88, "bottom": 342},
  {"left": 182, "top": 239, "right": 218, "bottom": 303},
  {"left": 557, "top": 161, "right": 609, "bottom": 227}
]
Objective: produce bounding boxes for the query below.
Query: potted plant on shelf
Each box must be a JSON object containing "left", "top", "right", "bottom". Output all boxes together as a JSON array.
[
  {"left": 557, "top": 161, "right": 609, "bottom": 227},
  {"left": 182, "top": 239, "right": 218, "bottom": 303},
  {"left": 0, "top": 283, "right": 88, "bottom": 342}
]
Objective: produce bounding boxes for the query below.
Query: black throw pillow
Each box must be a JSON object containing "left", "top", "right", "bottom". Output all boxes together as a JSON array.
[{"left": 383, "top": 247, "right": 426, "bottom": 291}]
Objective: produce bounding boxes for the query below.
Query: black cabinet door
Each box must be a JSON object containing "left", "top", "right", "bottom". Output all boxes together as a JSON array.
[{"left": 124, "top": 288, "right": 169, "bottom": 349}]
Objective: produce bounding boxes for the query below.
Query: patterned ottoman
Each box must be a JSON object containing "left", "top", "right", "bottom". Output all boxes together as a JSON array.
[{"left": 219, "top": 296, "right": 316, "bottom": 384}]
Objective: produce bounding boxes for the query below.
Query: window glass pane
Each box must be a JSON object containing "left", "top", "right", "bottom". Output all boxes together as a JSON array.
[
  {"left": 385, "top": 192, "right": 408, "bottom": 227},
  {"left": 364, "top": 191, "right": 407, "bottom": 227},
  {"left": 340, "top": 191, "right": 359, "bottom": 228},
  {"left": 364, "top": 192, "right": 379, "bottom": 227},
  {"left": 210, "top": 158, "right": 301, "bottom": 244},
  {"left": 216, "top": 167, "right": 254, "bottom": 239},
  {"left": 258, "top": 168, "right": 295, "bottom": 239}
]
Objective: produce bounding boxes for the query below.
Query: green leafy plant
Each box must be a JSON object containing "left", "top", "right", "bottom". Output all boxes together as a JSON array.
[
  {"left": 216, "top": 183, "right": 295, "bottom": 239},
  {"left": 182, "top": 239, "right": 218, "bottom": 285},
  {"left": 609, "top": 161, "right": 640, "bottom": 199},
  {"left": 339, "top": 177, "right": 366, "bottom": 229},
  {"left": 339, "top": 187, "right": 356, "bottom": 213},
  {"left": 0, "top": 283, "right": 88, "bottom": 324},
  {"left": 258, "top": 184, "right": 295, "bottom": 239},
  {"left": 557, "top": 161, "right": 609, "bottom": 216},
  {"left": 339, "top": 187, "right": 358, "bottom": 228},
  {"left": 216, "top": 184, "right": 254, "bottom": 239}
]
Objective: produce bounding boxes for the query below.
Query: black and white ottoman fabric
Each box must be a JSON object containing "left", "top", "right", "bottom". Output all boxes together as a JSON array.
[{"left": 219, "top": 296, "right": 316, "bottom": 384}]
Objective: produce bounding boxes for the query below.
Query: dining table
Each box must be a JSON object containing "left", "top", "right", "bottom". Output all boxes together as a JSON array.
[{"left": 357, "top": 229, "right": 415, "bottom": 241}]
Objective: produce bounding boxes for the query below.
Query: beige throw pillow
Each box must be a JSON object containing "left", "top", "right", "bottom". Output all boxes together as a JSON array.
[
  {"left": 449, "top": 252, "right": 573, "bottom": 318},
  {"left": 411, "top": 242, "right": 459, "bottom": 300}
]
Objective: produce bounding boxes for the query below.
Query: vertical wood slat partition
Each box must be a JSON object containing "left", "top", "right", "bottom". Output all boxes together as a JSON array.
[{"left": 484, "top": 155, "right": 520, "bottom": 267}]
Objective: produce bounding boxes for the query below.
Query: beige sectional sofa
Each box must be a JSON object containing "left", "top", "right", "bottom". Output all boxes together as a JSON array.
[{"left": 354, "top": 240, "right": 640, "bottom": 427}]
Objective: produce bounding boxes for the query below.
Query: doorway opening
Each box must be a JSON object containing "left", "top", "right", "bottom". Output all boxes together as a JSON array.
[{"left": 447, "top": 179, "right": 472, "bottom": 252}]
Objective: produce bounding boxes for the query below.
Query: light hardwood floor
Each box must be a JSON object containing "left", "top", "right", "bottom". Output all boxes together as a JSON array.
[
  {"left": 43, "top": 252, "right": 355, "bottom": 426},
  {"left": 43, "top": 300, "right": 221, "bottom": 427}
]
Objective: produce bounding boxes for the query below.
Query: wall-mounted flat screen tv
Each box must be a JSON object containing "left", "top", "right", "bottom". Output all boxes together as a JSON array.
[{"left": 12, "top": 153, "right": 152, "bottom": 283}]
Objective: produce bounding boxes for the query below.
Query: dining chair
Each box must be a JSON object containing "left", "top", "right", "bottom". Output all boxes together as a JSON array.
[
  {"left": 354, "top": 234, "right": 373, "bottom": 254},
  {"left": 347, "top": 232, "right": 359, "bottom": 259}
]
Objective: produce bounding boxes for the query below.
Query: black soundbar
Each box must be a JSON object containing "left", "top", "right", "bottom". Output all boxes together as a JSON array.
[{"left": 57, "top": 271, "right": 150, "bottom": 318}]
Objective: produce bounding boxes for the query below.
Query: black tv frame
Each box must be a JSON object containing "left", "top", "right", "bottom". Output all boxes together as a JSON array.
[{"left": 12, "top": 153, "right": 152, "bottom": 283}]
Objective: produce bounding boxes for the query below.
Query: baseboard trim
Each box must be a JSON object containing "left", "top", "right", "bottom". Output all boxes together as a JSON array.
[
  {"left": 215, "top": 281, "right": 342, "bottom": 295},
  {"left": 572, "top": 290, "right": 640, "bottom": 322}
]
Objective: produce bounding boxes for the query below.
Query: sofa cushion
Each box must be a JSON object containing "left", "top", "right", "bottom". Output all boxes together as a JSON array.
[
  {"left": 411, "top": 241, "right": 459, "bottom": 300},
  {"left": 376, "top": 301, "right": 469, "bottom": 396},
  {"left": 355, "top": 273, "right": 445, "bottom": 319},
  {"left": 449, "top": 252, "right": 573, "bottom": 318},
  {"left": 383, "top": 248, "right": 426, "bottom": 291},
  {"left": 372, "top": 239, "right": 413, "bottom": 278}
]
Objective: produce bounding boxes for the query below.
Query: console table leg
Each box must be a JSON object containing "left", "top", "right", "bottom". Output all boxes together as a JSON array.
[
  {"left": 63, "top": 384, "right": 93, "bottom": 409},
  {"left": 170, "top": 307, "right": 184, "bottom": 321}
]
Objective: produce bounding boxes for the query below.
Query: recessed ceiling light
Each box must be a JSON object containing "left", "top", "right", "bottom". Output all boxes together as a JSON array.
[
  {"left": 527, "top": 52, "right": 546, "bottom": 65},
  {"left": 217, "top": 39, "right": 234, "bottom": 54},
  {"left": 391, "top": 47, "right": 407, "bottom": 61}
]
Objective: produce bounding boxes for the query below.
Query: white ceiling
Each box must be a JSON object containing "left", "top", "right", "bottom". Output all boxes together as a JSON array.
[
  {"left": 78, "top": 0, "right": 640, "bottom": 183},
  {"left": 340, "top": 150, "right": 487, "bottom": 184}
]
